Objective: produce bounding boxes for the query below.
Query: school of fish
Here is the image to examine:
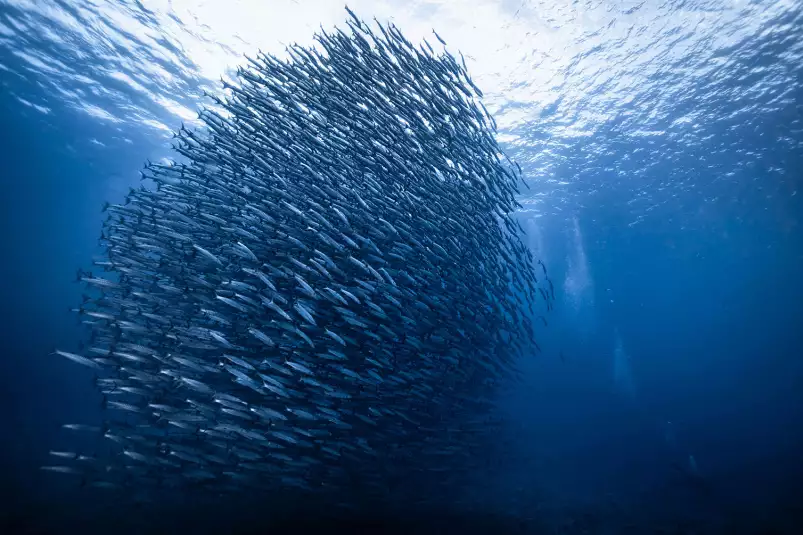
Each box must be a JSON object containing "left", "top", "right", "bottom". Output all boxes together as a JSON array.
[{"left": 46, "top": 9, "right": 555, "bottom": 508}]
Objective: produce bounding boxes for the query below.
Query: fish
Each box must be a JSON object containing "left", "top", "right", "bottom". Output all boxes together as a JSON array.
[
  {"left": 193, "top": 244, "right": 223, "bottom": 266},
  {"left": 40, "top": 466, "right": 80, "bottom": 474},
  {"left": 52, "top": 350, "right": 101, "bottom": 370}
]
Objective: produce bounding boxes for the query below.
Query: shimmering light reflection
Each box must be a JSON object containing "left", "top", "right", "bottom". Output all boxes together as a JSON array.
[{"left": 1, "top": 0, "right": 800, "bottom": 220}]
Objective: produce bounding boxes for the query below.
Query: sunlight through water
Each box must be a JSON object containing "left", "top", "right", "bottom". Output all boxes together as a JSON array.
[{"left": 1, "top": 0, "right": 800, "bottom": 223}]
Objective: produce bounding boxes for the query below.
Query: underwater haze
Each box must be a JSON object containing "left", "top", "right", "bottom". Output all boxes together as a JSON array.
[{"left": 1, "top": 0, "right": 802, "bottom": 533}]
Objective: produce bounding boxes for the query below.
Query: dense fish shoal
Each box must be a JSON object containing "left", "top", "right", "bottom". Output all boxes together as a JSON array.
[{"left": 48, "top": 7, "right": 554, "bottom": 510}]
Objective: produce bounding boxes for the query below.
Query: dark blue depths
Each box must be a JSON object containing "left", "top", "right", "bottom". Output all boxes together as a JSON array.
[{"left": 1, "top": 2, "right": 803, "bottom": 534}]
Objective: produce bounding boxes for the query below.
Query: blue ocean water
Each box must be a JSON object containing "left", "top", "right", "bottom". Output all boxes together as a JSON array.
[{"left": 1, "top": 0, "right": 801, "bottom": 533}]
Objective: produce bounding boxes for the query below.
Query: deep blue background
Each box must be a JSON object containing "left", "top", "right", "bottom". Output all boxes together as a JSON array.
[{"left": 1, "top": 2, "right": 802, "bottom": 533}]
